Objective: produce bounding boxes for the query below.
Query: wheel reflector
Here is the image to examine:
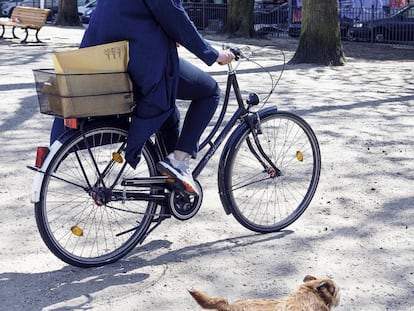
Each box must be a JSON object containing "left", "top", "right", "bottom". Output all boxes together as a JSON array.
[
  {"left": 71, "top": 226, "right": 84, "bottom": 237},
  {"left": 112, "top": 152, "right": 123, "bottom": 163},
  {"left": 296, "top": 151, "right": 304, "bottom": 162}
]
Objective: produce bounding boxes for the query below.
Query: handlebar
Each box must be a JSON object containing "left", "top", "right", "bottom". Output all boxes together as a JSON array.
[
  {"left": 222, "top": 45, "right": 251, "bottom": 62},
  {"left": 223, "top": 46, "right": 252, "bottom": 72},
  {"left": 222, "top": 44, "right": 286, "bottom": 107},
  {"left": 229, "top": 47, "right": 241, "bottom": 61}
]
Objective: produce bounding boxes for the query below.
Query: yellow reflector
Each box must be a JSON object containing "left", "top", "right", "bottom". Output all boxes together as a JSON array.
[
  {"left": 71, "top": 226, "right": 84, "bottom": 237},
  {"left": 112, "top": 152, "right": 123, "bottom": 163},
  {"left": 162, "top": 173, "right": 175, "bottom": 183},
  {"left": 296, "top": 151, "right": 304, "bottom": 162}
]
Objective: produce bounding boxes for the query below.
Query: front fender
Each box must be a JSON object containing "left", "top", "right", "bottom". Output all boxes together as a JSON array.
[{"left": 218, "top": 106, "right": 278, "bottom": 215}]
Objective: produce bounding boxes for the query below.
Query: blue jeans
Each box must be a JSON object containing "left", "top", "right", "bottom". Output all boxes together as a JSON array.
[
  {"left": 172, "top": 58, "right": 220, "bottom": 156},
  {"left": 50, "top": 58, "right": 219, "bottom": 160}
]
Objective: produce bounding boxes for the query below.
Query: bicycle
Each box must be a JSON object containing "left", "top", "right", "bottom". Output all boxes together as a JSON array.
[{"left": 30, "top": 47, "right": 321, "bottom": 268}]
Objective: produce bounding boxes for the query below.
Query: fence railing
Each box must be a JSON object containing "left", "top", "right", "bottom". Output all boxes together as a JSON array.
[
  {"left": 182, "top": 2, "right": 228, "bottom": 31},
  {"left": 183, "top": 2, "right": 414, "bottom": 45},
  {"left": 2, "top": 1, "right": 412, "bottom": 45},
  {"left": 340, "top": 5, "right": 414, "bottom": 45}
]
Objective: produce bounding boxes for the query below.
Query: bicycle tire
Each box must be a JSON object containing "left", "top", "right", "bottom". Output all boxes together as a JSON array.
[
  {"left": 218, "top": 109, "right": 321, "bottom": 233},
  {"left": 35, "top": 124, "right": 159, "bottom": 267}
]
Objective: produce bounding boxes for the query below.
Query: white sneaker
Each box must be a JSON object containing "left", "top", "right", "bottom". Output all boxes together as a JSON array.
[{"left": 157, "top": 153, "right": 200, "bottom": 196}]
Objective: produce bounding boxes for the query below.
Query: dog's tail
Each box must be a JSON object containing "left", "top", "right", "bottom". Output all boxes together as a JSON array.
[{"left": 188, "top": 289, "right": 231, "bottom": 311}]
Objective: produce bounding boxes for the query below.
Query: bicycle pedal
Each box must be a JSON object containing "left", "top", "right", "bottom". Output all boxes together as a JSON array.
[
  {"left": 160, "top": 173, "right": 195, "bottom": 195},
  {"left": 161, "top": 173, "right": 176, "bottom": 184}
]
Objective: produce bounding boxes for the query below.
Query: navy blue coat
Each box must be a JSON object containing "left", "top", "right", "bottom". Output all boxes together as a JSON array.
[{"left": 80, "top": 0, "right": 219, "bottom": 167}]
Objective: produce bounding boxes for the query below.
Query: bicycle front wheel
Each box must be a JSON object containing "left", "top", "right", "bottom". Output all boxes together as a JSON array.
[
  {"left": 35, "top": 124, "right": 158, "bottom": 267},
  {"left": 219, "top": 110, "right": 321, "bottom": 233}
]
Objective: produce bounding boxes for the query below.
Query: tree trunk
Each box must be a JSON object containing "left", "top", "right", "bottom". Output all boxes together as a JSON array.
[
  {"left": 289, "top": 0, "right": 346, "bottom": 66},
  {"left": 223, "top": 0, "right": 255, "bottom": 37},
  {"left": 55, "top": 0, "right": 81, "bottom": 26}
]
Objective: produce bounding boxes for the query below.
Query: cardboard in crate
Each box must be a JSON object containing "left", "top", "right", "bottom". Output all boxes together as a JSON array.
[
  {"left": 52, "top": 40, "right": 130, "bottom": 74},
  {"left": 33, "top": 69, "right": 134, "bottom": 118},
  {"left": 38, "top": 41, "right": 135, "bottom": 118}
]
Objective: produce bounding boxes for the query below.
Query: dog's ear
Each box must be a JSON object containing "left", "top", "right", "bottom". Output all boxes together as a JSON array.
[
  {"left": 317, "top": 281, "right": 336, "bottom": 295},
  {"left": 303, "top": 275, "right": 317, "bottom": 282}
]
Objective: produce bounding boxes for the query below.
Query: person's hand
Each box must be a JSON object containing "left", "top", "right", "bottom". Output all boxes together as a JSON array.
[{"left": 216, "top": 50, "right": 235, "bottom": 65}]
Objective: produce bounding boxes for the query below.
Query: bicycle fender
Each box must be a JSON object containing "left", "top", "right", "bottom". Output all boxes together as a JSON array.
[
  {"left": 31, "top": 140, "right": 63, "bottom": 203},
  {"left": 30, "top": 123, "right": 123, "bottom": 204},
  {"left": 218, "top": 107, "right": 278, "bottom": 215}
]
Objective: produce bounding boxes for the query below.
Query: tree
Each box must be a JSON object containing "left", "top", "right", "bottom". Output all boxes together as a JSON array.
[
  {"left": 55, "top": 0, "right": 81, "bottom": 26},
  {"left": 224, "top": 0, "right": 255, "bottom": 37},
  {"left": 289, "top": 0, "right": 346, "bottom": 66}
]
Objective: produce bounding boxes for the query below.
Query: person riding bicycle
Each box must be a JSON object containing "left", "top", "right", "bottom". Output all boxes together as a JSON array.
[{"left": 50, "top": 0, "right": 234, "bottom": 196}]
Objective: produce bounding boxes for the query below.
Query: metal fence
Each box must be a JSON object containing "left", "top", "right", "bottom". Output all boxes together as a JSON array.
[
  {"left": 184, "top": 2, "right": 414, "bottom": 46},
  {"left": 253, "top": 2, "right": 290, "bottom": 37},
  {"left": 2, "top": 0, "right": 413, "bottom": 45},
  {"left": 340, "top": 5, "right": 414, "bottom": 45},
  {"left": 182, "top": 2, "right": 228, "bottom": 31}
]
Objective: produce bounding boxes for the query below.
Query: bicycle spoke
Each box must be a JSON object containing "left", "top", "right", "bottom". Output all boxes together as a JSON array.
[
  {"left": 36, "top": 126, "right": 158, "bottom": 267},
  {"left": 220, "top": 111, "right": 321, "bottom": 232}
]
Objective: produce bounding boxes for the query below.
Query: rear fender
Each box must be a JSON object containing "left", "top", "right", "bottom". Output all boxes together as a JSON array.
[{"left": 31, "top": 140, "right": 63, "bottom": 203}]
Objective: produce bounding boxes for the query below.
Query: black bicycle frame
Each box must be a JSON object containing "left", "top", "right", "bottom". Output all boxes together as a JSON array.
[
  {"left": 153, "top": 63, "right": 278, "bottom": 180},
  {"left": 192, "top": 68, "right": 249, "bottom": 178},
  {"left": 50, "top": 61, "right": 278, "bottom": 206}
]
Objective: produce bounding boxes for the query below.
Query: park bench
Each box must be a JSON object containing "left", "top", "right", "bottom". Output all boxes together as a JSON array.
[{"left": 0, "top": 6, "right": 51, "bottom": 43}]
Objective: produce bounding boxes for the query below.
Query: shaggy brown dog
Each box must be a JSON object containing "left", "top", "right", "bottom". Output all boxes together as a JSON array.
[{"left": 189, "top": 275, "right": 340, "bottom": 311}]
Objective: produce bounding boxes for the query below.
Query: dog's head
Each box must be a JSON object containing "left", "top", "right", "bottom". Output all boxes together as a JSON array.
[{"left": 302, "top": 275, "right": 340, "bottom": 309}]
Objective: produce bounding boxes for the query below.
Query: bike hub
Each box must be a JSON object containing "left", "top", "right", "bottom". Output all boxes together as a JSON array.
[{"left": 90, "top": 187, "right": 110, "bottom": 206}]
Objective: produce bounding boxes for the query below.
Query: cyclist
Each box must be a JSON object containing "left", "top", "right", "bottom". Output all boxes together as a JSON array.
[{"left": 50, "top": 0, "right": 234, "bottom": 196}]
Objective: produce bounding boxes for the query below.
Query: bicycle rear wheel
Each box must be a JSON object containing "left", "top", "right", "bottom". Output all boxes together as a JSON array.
[
  {"left": 35, "top": 124, "right": 158, "bottom": 267},
  {"left": 219, "top": 110, "right": 321, "bottom": 233}
]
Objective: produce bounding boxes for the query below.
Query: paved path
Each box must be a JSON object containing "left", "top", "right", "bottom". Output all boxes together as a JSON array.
[{"left": 0, "top": 26, "right": 413, "bottom": 310}]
